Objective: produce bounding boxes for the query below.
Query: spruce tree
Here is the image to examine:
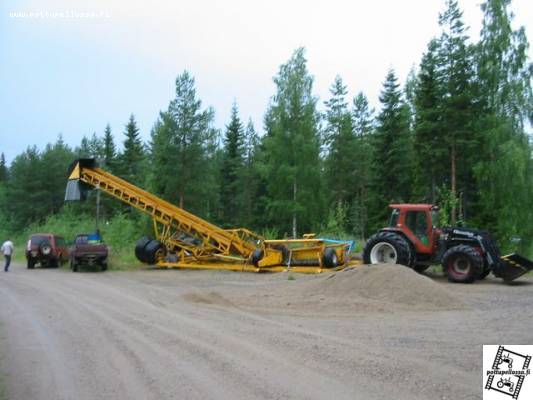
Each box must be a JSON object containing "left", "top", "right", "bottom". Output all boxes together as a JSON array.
[
  {"left": 219, "top": 102, "right": 245, "bottom": 226},
  {"left": 118, "top": 114, "right": 145, "bottom": 185},
  {"left": 102, "top": 124, "right": 117, "bottom": 169},
  {"left": 351, "top": 92, "right": 374, "bottom": 238},
  {"left": 371, "top": 69, "right": 413, "bottom": 229},
  {"left": 413, "top": 39, "right": 447, "bottom": 202},
  {"left": 0, "top": 153, "right": 7, "bottom": 183},
  {"left": 323, "top": 75, "right": 356, "bottom": 234},
  {"left": 241, "top": 119, "right": 260, "bottom": 228}
]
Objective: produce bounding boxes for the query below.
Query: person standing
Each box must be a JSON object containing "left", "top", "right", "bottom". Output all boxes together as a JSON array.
[{"left": 1, "top": 238, "right": 14, "bottom": 272}]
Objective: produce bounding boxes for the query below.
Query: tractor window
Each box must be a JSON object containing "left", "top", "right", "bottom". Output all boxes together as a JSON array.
[
  {"left": 431, "top": 210, "right": 440, "bottom": 228},
  {"left": 406, "top": 211, "right": 429, "bottom": 245},
  {"left": 389, "top": 209, "right": 400, "bottom": 227}
]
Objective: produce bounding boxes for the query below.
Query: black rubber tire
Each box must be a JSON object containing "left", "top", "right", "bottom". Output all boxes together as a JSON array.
[
  {"left": 27, "top": 258, "right": 35, "bottom": 269},
  {"left": 250, "top": 249, "right": 264, "bottom": 267},
  {"left": 272, "top": 244, "right": 290, "bottom": 265},
  {"left": 442, "top": 245, "right": 483, "bottom": 283},
  {"left": 144, "top": 240, "right": 166, "bottom": 265},
  {"left": 477, "top": 268, "right": 491, "bottom": 280},
  {"left": 49, "top": 258, "right": 59, "bottom": 268},
  {"left": 101, "top": 262, "right": 108, "bottom": 272},
  {"left": 71, "top": 259, "right": 78, "bottom": 272},
  {"left": 413, "top": 264, "right": 430, "bottom": 273},
  {"left": 363, "top": 231, "right": 413, "bottom": 267},
  {"left": 135, "top": 236, "right": 152, "bottom": 263},
  {"left": 477, "top": 260, "right": 491, "bottom": 280},
  {"left": 322, "top": 247, "right": 339, "bottom": 268}
]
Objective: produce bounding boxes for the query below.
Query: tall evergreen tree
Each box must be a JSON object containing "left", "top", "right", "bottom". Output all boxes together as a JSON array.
[
  {"left": 0, "top": 153, "right": 7, "bottom": 183},
  {"left": 149, "top": 71, "right": 217, "bottom": 217},
  {"left": 413, "top": 39, "right": 447, "bottom": 202},
  {"left": 351, "top": 92, "right": 374, "bottom": 238},
  {"left": 89, "top": 132, "right": 104, "bottom": 159},
  {"left": 371, "top": 69, "right": 413, "bottom": 228},
  {"left": 262, "top": 48, "right": 322, "bottom": 237},
  {"left": 117, "top": 114, "right": 145, "bottom": 185},
  {"left": 323, "top": 75, "right": 356, "bottom": 234},
  {"left": 219, "top": 102, "right": 245, "bottom": 226},
  {"left": 77, "top": 135, "right": 91, "bottom": 157},
  {"left": 241, "top": 119, "right": 260, "bottom": 229},
  {"left": 438, "top": 0, "right": 477, "bottom": 223},
  {"left": 102, "top": 124, "right": 117, "bottom": 168}
]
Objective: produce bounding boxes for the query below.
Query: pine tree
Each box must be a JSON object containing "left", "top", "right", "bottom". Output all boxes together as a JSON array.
[
  {"left": 262, "top": 48, "right": 322, "bottom": 237},
  {"left": 117, "top": 114, "right": 145, "bottom": 185},
  {"left": 219, "top": 102, "right": 245, "bottom": 226},
  {"left": 371, "top": 69, "right": 413, "bottom": 229}
]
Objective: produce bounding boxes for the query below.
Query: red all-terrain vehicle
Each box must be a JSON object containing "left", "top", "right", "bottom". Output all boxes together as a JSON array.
[{"left": 363, "top": 204, "right": 533, "bottom": 283}]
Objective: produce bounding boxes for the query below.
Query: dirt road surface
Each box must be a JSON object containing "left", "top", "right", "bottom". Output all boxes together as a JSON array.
[{"left": 1, "top": 263, "right": 532, "bottom": 400}]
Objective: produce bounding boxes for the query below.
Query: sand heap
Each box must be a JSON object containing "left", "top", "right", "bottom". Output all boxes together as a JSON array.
[{"left": 291, "top": 264, "right": 463, "bottom": 311}]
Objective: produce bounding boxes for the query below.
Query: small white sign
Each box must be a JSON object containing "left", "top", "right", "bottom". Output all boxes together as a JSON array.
[{"left": 483, "top": 345, "right": 532, "bottom": 399}]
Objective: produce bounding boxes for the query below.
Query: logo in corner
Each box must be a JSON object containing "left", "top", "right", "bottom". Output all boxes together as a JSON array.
[{"left": 484, "top": 345, "right": 532, "bottom": 399}]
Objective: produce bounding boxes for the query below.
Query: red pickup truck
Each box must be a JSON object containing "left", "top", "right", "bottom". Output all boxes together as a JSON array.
[{"left": 70, "top": 234, "right": 109, "bottom": 272}]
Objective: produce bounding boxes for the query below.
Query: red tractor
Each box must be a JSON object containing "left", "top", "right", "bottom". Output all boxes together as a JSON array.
[{"left": 363, "top": 204, "right": 533, "bottom": 283}]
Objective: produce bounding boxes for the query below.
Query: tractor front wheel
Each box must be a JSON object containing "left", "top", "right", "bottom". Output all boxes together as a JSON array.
[
  {"left": 442, "top": 245, "right": 483, "bottom": 283},
  {"left": 363, "top": 232, "right": 413, "bottom": 267}
]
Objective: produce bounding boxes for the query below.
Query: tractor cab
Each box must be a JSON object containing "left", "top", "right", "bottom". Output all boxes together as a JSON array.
[{"left": 387, "top": 204, "right": 441, "bottom": 255}]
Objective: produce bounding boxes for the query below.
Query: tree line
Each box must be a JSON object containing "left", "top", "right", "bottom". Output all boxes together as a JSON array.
[{"left": 0, "top": 0, "right": 531, "bottom": 255}]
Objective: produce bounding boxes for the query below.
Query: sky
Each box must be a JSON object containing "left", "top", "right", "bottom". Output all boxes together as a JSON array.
[{"left": 1, "top": 0, "right": 532, "bottom": 165}]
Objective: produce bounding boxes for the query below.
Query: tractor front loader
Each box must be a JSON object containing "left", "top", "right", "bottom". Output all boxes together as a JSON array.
[
  {"left": 363, "top": 204, "right": 533, "bottom": 283},
  {"left": 65, "top": 159, "right": 351, "bottom": 272}
]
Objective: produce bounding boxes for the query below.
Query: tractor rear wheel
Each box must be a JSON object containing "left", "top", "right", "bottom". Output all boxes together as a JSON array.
[
  {"left": 442, "top": 245, "right": 483, "bottom": 283},
  {"left": 363, "top": 232, "right": 413, "bottom": 267},
  {"left": 135, "top": 236, "right": 152, "bottom": 263}
]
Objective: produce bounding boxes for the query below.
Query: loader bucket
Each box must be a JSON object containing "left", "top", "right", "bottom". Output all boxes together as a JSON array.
[{"left": 498, "top": 253, "right": 533, "bottom": 282}]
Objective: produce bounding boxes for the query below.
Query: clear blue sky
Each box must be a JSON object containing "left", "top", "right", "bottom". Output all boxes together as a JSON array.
[{"left": 1, "top": 0, "right": 532, "bottom": 165}]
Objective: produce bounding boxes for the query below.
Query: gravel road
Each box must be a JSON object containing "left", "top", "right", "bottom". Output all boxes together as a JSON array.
[{"left": 0, "top": 263, "right": 532, "bottom": 400}]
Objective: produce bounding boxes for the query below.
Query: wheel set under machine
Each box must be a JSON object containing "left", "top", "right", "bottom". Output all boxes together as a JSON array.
[{"left": 135, "top": 236, "right": 167, "bottom": 265}]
